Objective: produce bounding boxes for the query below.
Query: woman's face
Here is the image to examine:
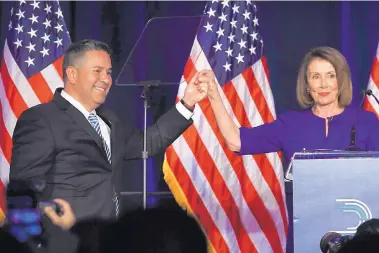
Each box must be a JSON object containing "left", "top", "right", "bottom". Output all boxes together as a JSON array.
[{"left": 307, "top": 57, "right": 339, "bottom": 108}]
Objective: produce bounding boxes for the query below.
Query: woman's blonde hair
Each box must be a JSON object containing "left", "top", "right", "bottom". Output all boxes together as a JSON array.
[{"left": 296, "top": 46, "right": 352, "bottom": 108}]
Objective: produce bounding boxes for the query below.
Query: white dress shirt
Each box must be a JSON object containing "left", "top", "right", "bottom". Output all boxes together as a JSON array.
[{"left": 61, "top": 90, "right": 112, "bottom": 153}]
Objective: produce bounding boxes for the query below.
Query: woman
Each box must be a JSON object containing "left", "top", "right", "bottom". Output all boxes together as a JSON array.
[{"left": 199, "top": 46, "right": 379, "bottom": 161}]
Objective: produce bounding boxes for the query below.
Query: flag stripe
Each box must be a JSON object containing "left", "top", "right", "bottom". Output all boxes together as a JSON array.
[
  {"left": 27, "top": 72, "right": 54, "bottom": 104},
  {"left": 235, "top": 65, "right": 288, "bottom": 228},
  {"left": 166, "top": 144, "right": 233, "bottom": 253},
  {"left": 242, "top": 68, "right": 274, "bottom": 123},
  {"left": 365, "top": 44, "right": 379, "bottom": 116},
  {"left": 181, "top": 114, "right": 254, "bottom": 252},
  {"left": 371, "top": 57, "right": 379, "bottom": 90},
  {"left": 232, "top": 70, "right": 288, "bottom": 240},
  {"left": 223, "top": 80, "right": 286, "bottom": 242},
  {"left": 183, "top": 58, "right": 198, "bottom": 88},
  {"left": 366, "top": 92, "right": 379, "bottom": 115},
  {"left": 179, "top": 57, "right": 255, "bottom": 252},
  {"left": 0, "top": 100, "right": 13, "bottom": 164},
  {"left": 364, "top": 95, "right": 378, "bottom": 117},
  {"left": 252, "top": 59, "right": 277, "bottom": 119},
  {"left": 52, "top": 56, "right": 64, "bottom": 79},
  {"left": 0, "top": 148, "right": 10, "bottom": 184},
  {"left": 365, "top": 78, "right": 379, "bottom": 117},
  {"left": 41, "top": 63, "right": 64, "bottom": 94},
  {"left": 223, "top": 81, "right": 286, "bottom": 251},
  {"left": 162, "top": 157, "right": 217, "bottom": 253},
  {"left": 261, "top": 57, "right": 271, "bottom": 84},
  {"left": 4, "top": 41, "right": 40, "bottom": 108},
  {"left": 223, "top": 80, "right": 246, "bottom": 122},
  {"left": 0, "top": 75, "right": 18, "bottom": 138},
  {"left": 1, "top": 58, "right": 28, "bottom": 118}
]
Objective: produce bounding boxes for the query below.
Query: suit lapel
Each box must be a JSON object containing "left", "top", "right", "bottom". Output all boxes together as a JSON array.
[
  {"left": 53, "top": 88, "right": 107, "bottom": 158},
  {"left": 66, "top": 106, "right": 104, "bottom": 151}
]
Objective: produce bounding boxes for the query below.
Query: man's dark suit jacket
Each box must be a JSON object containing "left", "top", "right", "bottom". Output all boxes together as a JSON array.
[{"left": 9, "top": 88, "right": 193, "bottom": 252}]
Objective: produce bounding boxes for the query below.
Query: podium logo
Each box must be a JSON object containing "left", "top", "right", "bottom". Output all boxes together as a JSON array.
[{"left": 334, "top": 199, "right": 372, "bottom": 234}]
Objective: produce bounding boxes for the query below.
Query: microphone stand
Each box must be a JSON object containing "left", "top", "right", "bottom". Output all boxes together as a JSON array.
[
  {"left": 345, "top": 90, "right": 370, "bottom": 151},
  {"left": 138, "top": 80, "right": 160, "bottom": 209}
]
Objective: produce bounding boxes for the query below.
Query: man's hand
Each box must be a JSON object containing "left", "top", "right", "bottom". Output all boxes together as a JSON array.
[
  {"left": 195, "top": 70, "right": 219, "bottom": 101},
  {"left": 182, "top": 71, "right": 209, "bottom": 107},
  {"left": 44, "top": 198, "right": 76, "bottom": 230}
]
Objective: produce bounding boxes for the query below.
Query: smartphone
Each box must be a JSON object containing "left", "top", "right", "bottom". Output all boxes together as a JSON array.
[
  {"left": 38, "top": 201, "right": 63, "bottom": 216},
  {"left": 6, "top": 180, "right": 42, "bottom": 242}
]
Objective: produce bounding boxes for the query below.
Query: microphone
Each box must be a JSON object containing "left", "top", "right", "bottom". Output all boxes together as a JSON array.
[
  {"left": 345, "top": 90, "right": 368, "bottom": 151},
  {"left": 365, "top": 89, "right": 379, "bottom": 106},
  {"left": 365, "top": 89, "right": 373, "bottom": 95}
]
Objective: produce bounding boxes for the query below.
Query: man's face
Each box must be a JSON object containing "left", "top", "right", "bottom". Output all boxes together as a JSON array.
[{"left": 71, "top": 50, "right": 112, "bottom": 111}]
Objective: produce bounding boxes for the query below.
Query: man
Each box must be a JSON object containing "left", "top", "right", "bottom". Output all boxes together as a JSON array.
[{"left": 9, "top": 39, "right": 208, "bottom": 252}]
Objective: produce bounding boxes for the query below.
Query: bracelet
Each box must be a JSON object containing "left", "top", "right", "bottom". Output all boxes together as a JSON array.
[{"left": 180, "top": 99, "right": 195, "bottom": 112}]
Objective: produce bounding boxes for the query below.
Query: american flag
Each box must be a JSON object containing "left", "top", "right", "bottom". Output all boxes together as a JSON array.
[
  {"left": 364, "top": 43, "right": 379, "bottom": 116},
  {"left": 0, "top": 0, "right": 70, "bottom": 223},
  {"left": 163, "top": 1, "right": 288, "bottom": 252}
]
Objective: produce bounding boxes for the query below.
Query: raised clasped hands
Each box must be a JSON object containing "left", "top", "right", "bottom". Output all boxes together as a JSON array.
[{"left": 182, "top": 70, "right": 219, "bottom": 106}]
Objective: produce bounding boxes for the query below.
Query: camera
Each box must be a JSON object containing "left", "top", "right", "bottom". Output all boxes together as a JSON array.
[{"left": 320, "top": 232, "right": 353, "bottom": 253}]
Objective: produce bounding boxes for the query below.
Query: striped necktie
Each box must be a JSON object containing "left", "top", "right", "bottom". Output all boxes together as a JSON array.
[
  {"left": 88, "top": 112, "right": 111, "bottom": 163},
  {"left": 88, "top": 112, "right": 119, "bottom": 217}
]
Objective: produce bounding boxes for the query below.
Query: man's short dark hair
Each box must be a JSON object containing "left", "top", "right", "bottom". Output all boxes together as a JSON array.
[{"left": 62, "top": 39, "right": 112, "bottom": 82}]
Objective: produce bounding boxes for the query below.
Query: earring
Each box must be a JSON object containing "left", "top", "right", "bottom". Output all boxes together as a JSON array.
[{"left": 306, "top": 88, "right": 310, "bottom": 93}]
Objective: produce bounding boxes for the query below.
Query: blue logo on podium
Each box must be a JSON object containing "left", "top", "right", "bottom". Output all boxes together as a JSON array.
[{"left": 333, "top": 199, "right": 372, "bottom": 234}]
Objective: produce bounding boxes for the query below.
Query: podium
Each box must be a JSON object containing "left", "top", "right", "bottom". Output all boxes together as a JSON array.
[{"left": 291, "top": 150, "right": 379, "bottom": 253}]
